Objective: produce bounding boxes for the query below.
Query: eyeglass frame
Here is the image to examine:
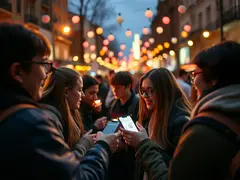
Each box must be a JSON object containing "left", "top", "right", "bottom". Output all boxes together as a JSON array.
[
  {"left": 21, "top": 61, "right": 54, "bottom": 74},
  {"left": 139, "top": 87, "right": 154, "bottom": 97},
  {"left": 190, "top": 71, "right": 203, "bottom": 84}
]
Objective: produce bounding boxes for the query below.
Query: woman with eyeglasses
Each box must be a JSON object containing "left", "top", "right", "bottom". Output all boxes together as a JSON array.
[
  {"left": 41, "top": 67, "right": 96, "bottom": 158},
  {"left": 122, "top": 41, "right": 240, "bottom": 180},
  {"left": 122, "top": 68, "right": 191, "bottom": 179}
]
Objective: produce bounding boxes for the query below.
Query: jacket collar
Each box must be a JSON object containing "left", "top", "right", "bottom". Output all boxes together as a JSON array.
[{"left": 0, "top": 85, "right": 39, "bottom": 110}]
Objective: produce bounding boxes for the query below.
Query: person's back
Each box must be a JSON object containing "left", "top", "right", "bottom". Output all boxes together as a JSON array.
[
  {"left": 177, "top": 69, "right": 191, "bottom": 98},
  {"left": 0, "top": 22, "right": 120, "bottom": 180}
]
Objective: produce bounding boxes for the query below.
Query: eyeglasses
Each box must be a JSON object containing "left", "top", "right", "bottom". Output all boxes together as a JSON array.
[
  {"left": 139, "top": 87, "right": 154, "bottom": 97},
  {"left": 22, "top": 61, "right": 53, "bottom": 74},
  {"left": 190, "top": 71, "right": 203, "bottom": 84}
]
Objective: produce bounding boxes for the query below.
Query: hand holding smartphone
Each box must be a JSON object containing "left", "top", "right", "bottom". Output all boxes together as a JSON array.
[
  {"left": 119, "top": 115, "right": 138, "bottom": 132},
  {"left": 102, "top": 120, "right": 121, "bottom": 134}
]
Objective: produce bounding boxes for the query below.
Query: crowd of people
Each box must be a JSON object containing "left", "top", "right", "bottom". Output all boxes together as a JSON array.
[{"left": 0, "top": 22, "right": 240, "bottom": 180}]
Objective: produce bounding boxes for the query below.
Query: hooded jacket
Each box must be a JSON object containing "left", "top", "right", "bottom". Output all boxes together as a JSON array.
[{"left": 135, "top": 84, "right": 240, "bottom": 180}]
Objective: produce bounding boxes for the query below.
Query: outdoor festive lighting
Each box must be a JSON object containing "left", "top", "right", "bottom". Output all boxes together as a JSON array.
[
  {"left": 145, "top": 8, "right": 153, "bottom": 19},
  {"left": 156, "top": 26, "right": 164, "bottom": 34},
  {"left": 100, "top": 50, "right": 105, "bottom": 56},
  {"left": 164, "top": 42, "right": 170, "bottom": 49},
  {"left": 203, "top": 30, "right": 210, "bottom": 38},
  {"left": 116, "top": 13, "right": 124, "bottom": 25},
  {"left": 103, "top": 39, "right": 109, "bottom": 46},
  {"left": 171, "top": 37, "right": 178, "bottom": 44},
  {"left": 84, "top": 53, "right": 90, "bottom": 60},
  {"left": 142, "top": 27, "right": 149, "bottom": 35},
  {"left": 63, "top": 26, "right": 71, "bottom": 34},
  {"left": 120, "top": 44, "right": 126, "bottom": 50},
  {"left": 90, "top": 45, "right": 96, "bottom": 51},
  {"left": 104, "top": 57, "right": 110, "bottom": 63},
  {"left": 184, "top": 25, "right": 191, "bottom": 32},
  {"left": 141, "top": 46, "right": 147, "bottom": 52},
  {"left": 108, "top": 33, "right": 115, "bottom": 41},
  {"left": 118, "top": 51, "right": 123, "bottom": 57},
  {"left": 144, "top": 41, "right": 150, "bottom": 48},
  {"left": 149, "top": 38, "right": 155, "bottom": 44},
  {"left": 90, "top": 53, "right": 97, "bottom": 60},
  {"left": 125, "top": 29, "right": 132, "bottom": 37},
  {"left": 163, "top": 53, "right": 168, "bottom": 59},
  {"left": 87, "top": 30, "right": 95, "bottom": 38},
  {"left": 96, "top": 27, "right": 103, "bottom": 35},
  {"left": 42, "top": 15, "right": 50, "bottom": 24},
  {"left": 83, "top": 41, "right": 89, "bottom": 48},
  {"left": 178, "top": 5, "right": 187, "bottom": 14},
  {"left": 181, "top": 31, "right": 188, "bottom": 38},
  {"left": 108, "top": 51, "right": 114, "bottom": 58},
  {"left": 102, "top": 46, "right": 108, "bottom": 52},
  {"left": 169, "top": 50, "right": 175, "bottom": 56},
  {"left": 157, "top": 44, "right": 163, "bottom": 51},
  {"left": 188, "top": 40, "right": 194, "bottom": 46},
  {"left": 162, "top": 16, "right": 170, "bottom": 24},
  {"left": 72, "top": 15, "right": 80, "bottom": 24},
  {"left": 72, "top": 56, "right": 79, "bottom": 62}
]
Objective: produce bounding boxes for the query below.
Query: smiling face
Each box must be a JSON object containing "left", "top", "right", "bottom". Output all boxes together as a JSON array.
[
  {"left": 14, "top": 56, "right": 50, "bottom": 101},
  {"left": 192, "top": 66, "right": 212, "bottom": 99},
  {"left": 66, "top": 76, "right": 84, "bottom": 110},
  {"left": 140, "top": 78, "right": 156, "bottom": 110}
]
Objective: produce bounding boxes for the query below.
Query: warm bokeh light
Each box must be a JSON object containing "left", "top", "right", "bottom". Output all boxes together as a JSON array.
[
  {"left": 203, "top": 30, "right": 210, "bottom": 38},
  {"left": 63, "top": 26, "right": 71, "bottom": 34}
]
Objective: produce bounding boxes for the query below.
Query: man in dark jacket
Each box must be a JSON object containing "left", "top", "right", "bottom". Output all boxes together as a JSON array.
[
  {"left": 0, "top": 22, "right": 120, "bottom": 180},
  {"left": 108, "top": 71, "right": 139, "bottom": 180}
]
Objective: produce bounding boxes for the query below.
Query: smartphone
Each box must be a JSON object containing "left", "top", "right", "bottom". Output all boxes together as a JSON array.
[
  {"left": 102, "top": 120, "right": 121, "bottom": 134},
  {"left": 119, "top": 115, "right": 138, "bottom": 132}
]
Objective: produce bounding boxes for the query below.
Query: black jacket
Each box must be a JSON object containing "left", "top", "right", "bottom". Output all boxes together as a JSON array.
[
  {"left": 80, "top": 102, "right": 102, "bottom": 133},
  {"left": 0, "top": 87, "right": 111, "bottom": 180}
]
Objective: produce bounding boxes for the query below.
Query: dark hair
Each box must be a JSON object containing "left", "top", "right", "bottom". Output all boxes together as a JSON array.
[
  {"left": 0, "top": 22, "right": 51, "bottom": 85},
  {"left": 82, "top": 75, "right": 99, "bottom": 92},
  {"left": 193, "top": 41, "right": 240, "bottom": 86},
  {"left": 95, "top": 75, "right": 103, "bottom": 82},
  {"left": 108, "top": 70, "right": 115, "bottom": 76},
  {"left": 110, "top": 71, "right": 133, "bottom": 87},
  {"left": 179, "top": 69, "right": 188, "bottom": 77}
]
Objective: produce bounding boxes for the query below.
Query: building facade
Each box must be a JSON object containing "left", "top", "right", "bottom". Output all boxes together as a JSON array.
[
  {"left": 179, "top": 0, "right": 240, "bottom": 70},
  {"left": 0, "top": 0, "right": 72, "bottom": 64}
]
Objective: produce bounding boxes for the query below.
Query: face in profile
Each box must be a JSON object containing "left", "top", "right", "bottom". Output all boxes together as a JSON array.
[
  {"left": 192, "top": 66, "right": 210, "bottom": 99},
  {"left": 111, "top": 85, "right": 129, "bottom": 100},
  {"left": 82, "top": 84, "right": 99, "bottom": 106},
  {"left": 18, "top": 56, "right": 49, "bottom": 101},
  {"left": 140, "top": 78, "right": 156, "bottom": 110},
  {"left": 66, "top": 76, "right": 84, "bottom": 110}
]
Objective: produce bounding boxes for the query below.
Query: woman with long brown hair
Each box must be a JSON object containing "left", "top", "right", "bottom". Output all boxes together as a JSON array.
[
  {"left": 122, "top": 68, "right": 192, "bottom": 179},
  {"left": 41, "top": 67, "right": 95, "bottom": 156}
]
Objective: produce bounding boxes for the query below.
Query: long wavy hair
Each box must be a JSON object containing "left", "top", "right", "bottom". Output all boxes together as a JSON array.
[
  {"left": 138, "top": 68, "right": 192, "bottom": 149},
  {"left": 42, "top": 67, "right": 84, "bottom": 148}
]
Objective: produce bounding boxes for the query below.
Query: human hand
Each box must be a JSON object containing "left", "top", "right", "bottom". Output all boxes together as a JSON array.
[
  {"left": 96, "top": 131, "right": 122, "bottom": 153},
  {"left": 121, "top": 122, "right": 149, "bottom": 148},
  {"left": 83, "top": 129, "right": 96, "bottom": 144},
  {"left": 94, "top": 117, "right": 107, "bottom": 130}
]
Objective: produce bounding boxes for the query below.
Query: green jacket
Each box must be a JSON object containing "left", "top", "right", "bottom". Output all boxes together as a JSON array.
[{"left": 135, "top": 85, "right": 240, "bottom": 180}]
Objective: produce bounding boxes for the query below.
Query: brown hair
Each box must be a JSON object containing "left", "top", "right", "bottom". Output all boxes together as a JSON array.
[
  {"left": 138, "top": 68, "right": 192, "bottom": 149},
  {"left": 42, "top": 67, "right": 84, "bottom": 148}
]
